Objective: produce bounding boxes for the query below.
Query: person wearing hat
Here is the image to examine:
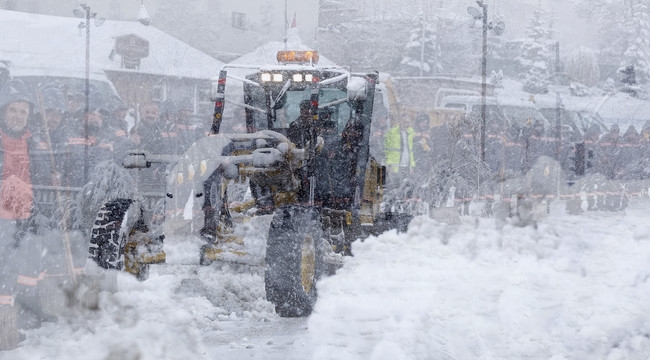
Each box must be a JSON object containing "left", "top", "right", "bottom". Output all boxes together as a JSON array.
[
  {"left": 106, "top": 95, "right": 131, "bottom": 137},
  {"left": 0, "top": 79, "right": 40, "bottom": 220},
  {"left": 287, "top": 99, "right": 315, "bottom": 148},
  {"left": 34, "top": 86, "right": 71, "bottom": 150},
  {"left": 383, "top": 112, "right": 415, "bottom": 188},
  {"left": 159, "top": 98, "right": 191, "bottom": 156},
  {"left": 312, "top": 107, "right": 336, "bottom": 148},
  {"left": 312, "top": 117, "right": 362, "bottom": 244},
  {"left": 175, "top": 97, "right": 204, "bottom": 149},
  {"left": 105, "top": 95, "right": 138, "bottom": 162},
  {"left": 0, "top": 79, "right": 54, "bottom": 349},
  {"left": 176, "top": 96, "right": 194, "bottom": 129},
  {"left": 135, "top": 101, "right": 165, "bottom": 155},
  {"left": 159, "top": 98, "right": 197, "bottom": 155},
  {"left": 64, "top": 94, "right": 116, "bottom": 186},
  {"left": 30, "top": 85, "right": 77, "bottom": 185},
  {"left": 412, "top": 112, "right": 432, "bottom": 174}
]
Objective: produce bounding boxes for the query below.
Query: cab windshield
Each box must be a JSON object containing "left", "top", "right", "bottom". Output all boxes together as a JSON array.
[{"left": 246, "top": 74, "right": 351, "bottom": 135}]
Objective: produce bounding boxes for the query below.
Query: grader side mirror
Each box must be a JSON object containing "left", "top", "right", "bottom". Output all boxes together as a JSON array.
[{"left": 122, "top": 152, "right": 150, "bottom": 168}]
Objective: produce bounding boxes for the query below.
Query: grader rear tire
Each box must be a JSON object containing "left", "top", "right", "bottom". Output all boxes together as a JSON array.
[{"left": 265, "top": 206, "right": 324, "bottom": 317}]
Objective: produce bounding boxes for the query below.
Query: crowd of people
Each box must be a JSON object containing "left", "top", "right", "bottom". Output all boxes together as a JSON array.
[
  {"left": 0, "top": 78, "right": 210, "bottom": 348},
  {"left": 0, "top": 79, "right": 207, "bottom": 189},
  {"left": 372, "top": 109, "right": 650, "bottom": 209}
]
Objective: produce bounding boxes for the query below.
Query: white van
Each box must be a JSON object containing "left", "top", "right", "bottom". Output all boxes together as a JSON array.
[
  {"left": 438, "top": 95, "right": 511, "bottom": 129},
  {"left": 438, "top": 94, "right": 499, "bottom": 112}
]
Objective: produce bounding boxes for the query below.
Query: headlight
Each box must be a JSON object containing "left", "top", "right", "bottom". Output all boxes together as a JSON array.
[
  {"left": 188, "top": 164, "right": 195, "bottom": 181},
  {"left": 261, "top": 73, "right": 272, "bottom": 82},
  {"left": 272, "top": 73, "right": 283, "bottom": 82},
  {"left": 304, "top": 74, "right": 313, "bottom": 82},
  {"left": 293, "top": 73, "right": 303, "bottom": 82}
]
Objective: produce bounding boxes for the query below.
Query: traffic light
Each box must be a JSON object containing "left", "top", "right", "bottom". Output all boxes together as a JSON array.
[{"left": 570, "top": 142, "right": 586, "bottom": 176}]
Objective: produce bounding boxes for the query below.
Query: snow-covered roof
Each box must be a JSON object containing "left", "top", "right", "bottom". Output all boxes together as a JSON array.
[
  {"left": 0, "top": 10, "right": 223, "bottom": 80},
  {"left": 229, "top": 28, "right": 336, "bottom": 69}
]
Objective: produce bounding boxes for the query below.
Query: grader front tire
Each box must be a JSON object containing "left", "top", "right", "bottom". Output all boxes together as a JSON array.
[
  {"left": 89, "top": 199, "right": 162, "bottom": 281},
  {"left": 264, "top": 206, "right": 324, "bottom": 317}
]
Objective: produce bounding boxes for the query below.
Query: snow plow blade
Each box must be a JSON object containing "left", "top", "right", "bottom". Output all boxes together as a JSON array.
[
  {"left": 124, "top": 231, "right": 166, "bottom": 277},
  {"left": 200, "top": 244, "right": 251, "bottom": 265},
  {"left": 199, "top": 221, "right": 259, "bottom": 266}
]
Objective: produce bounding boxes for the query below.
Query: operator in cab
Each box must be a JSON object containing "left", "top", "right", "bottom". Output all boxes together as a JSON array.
[{"left": 287, "top": 100, "right": 315, "bottom": 148}]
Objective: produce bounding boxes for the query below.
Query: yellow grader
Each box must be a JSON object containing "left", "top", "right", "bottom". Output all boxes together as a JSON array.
[{"left": 88, "top": 51, "right": 411, "bottom": 317}]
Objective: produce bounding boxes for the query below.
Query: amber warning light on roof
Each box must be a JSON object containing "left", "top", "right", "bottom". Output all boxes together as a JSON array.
[{"left": 276, "top": 50, "right": 319, "bottom": 65}]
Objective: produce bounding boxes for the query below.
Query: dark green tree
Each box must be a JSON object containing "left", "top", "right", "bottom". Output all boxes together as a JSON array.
[
  {"left": 517, "top": 5, "right": 553, "bottom": 94},
  {"left": 399, "top": 14, "right": 440, "bottom": 76}
]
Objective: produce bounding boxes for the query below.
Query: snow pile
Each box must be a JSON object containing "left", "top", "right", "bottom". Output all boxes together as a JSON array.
[
  {"left": 4, "top": 202, "right": 650, "bottom": 359},
  {"left": 309, "top": 209, "right": 650, "bottom": 359},
  {"left": 3, "top": 233, "right": 276, "bottom": 360}
]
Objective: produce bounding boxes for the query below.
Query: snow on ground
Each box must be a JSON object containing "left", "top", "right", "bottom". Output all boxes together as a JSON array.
[
  {"left": 3, "top": 201, "right": 650, "bottom": 359},
  {"left": 310, "top": 202, "right": 650, "bottom": 360}
]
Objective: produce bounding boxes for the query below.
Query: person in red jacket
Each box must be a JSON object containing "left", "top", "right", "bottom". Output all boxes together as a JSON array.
[{"left": 0, "top": 79, "right": 53, "bottom": 349}]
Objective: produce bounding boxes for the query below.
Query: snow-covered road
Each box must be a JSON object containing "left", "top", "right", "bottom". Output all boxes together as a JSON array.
[{"left": 3, "top": 199, "right": 650, "bottom": 359}]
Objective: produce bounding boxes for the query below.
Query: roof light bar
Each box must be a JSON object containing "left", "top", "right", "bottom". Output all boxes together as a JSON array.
[{"left": 277, "top": 50, "right": 319, "bottom": 65}]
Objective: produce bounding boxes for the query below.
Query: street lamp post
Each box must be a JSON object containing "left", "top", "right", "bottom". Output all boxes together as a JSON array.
[
  {"left": 467, "top": 1, "right": 504, "bottom": 161},
  {"left": 479, "top": 2, "right": 488, "bottom": 162},
  {"left": 73, "top": 4, "right": 104, "bottom": 183}
]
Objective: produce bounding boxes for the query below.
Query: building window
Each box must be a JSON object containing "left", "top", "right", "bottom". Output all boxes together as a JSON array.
[
  {"left": 231, "top": 12, "right": 246, "bottom": 30},
  {"left": 151, "top": 85, "right": 165, "bottom": 102}
]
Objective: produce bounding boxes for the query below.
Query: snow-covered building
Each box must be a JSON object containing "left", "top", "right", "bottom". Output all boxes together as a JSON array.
[
  {"left": 0, "top": 9, "right": 224, "bottom": 117},
  {"left": 229, "top": 29, "right": 335, "bottom": 68},
  {"left": 2, "top": 0, "right": 320, "bottom": 64}
]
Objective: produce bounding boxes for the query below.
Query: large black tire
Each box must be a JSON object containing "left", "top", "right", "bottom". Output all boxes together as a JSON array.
[
  {"left": 89, "top": 199, "right": 151, "bottom": 281},
  {"left": 265, "top": 205, "right": 324, "bottom": 317},
  {"left": 200, "top": 170, "right": 231, "bottom": 242}
]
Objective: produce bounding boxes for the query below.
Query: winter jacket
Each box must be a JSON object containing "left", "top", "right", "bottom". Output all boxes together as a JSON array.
[
  {"left": 136, "top": 120, "right": 164, "bottom": 154},
  {"left": 383, "top": 125, "right": 415, "bottom": 172},
  {"left": 313, "top": 136, "right": 357, "bottom": 209},
  {"left": 413, "top": 131, "right": 432, "bottom": 167},
  {"left": 287, "top": 116, "right": 316, "bottom": 148},
  {"left": 0, "top": 129, "right": 50, "bottom": 220}
]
